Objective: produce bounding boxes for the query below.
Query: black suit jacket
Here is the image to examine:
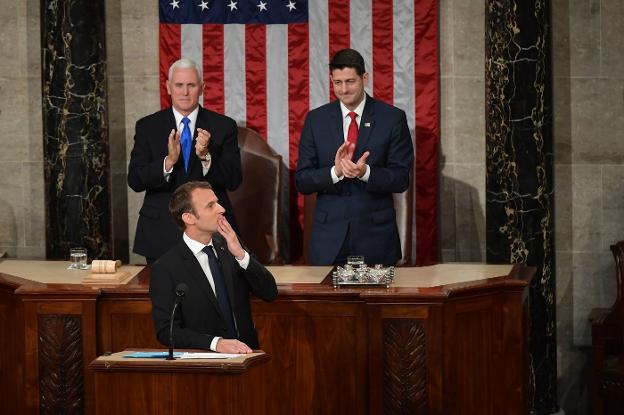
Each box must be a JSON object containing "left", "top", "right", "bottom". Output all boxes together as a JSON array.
[
  {"left": 149, "top": 235, "right": 278, "bottom": 350},
  {"left": 128, "top": 106, "right": 242, "bottom": 260},
  {"left": 295, "top": 96, "right": 414, "bottom": 265}
]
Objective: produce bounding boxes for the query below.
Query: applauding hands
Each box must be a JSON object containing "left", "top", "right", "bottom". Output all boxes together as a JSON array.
[{"left": 334, "top": 142, "right": 369, "bottom": 179}]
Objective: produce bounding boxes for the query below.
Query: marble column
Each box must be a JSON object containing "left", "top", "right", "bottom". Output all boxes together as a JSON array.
[
  {"left": 485, "top": 1, "right": 556, "bottom": 414},
  {"left": 41, "top": 0, "right": 115, "bottom": 260}
]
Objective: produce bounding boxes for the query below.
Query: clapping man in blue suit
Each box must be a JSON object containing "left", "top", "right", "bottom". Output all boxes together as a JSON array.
[{"left": 296, "top": 48, "right": 414, "bottom": 265}]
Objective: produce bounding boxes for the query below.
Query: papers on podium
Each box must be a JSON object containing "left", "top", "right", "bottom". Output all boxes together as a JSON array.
[
  {"left": 123, "top": 351, "right": 241, "bottom": 359},
  {"left": 179, "top": 352, "right": 241, "bottom": 359}
]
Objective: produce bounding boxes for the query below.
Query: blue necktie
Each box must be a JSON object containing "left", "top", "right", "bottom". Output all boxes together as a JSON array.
[
  {"left": 180, "top": 117, "right": 192, "bottom": 172},
  {"left": 202, "top": 246, "right": 236, "bottom": 338}
]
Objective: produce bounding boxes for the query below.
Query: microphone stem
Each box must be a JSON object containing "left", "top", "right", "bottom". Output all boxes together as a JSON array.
[{"left": 167, "top": 301, "right": 180, "bottom": 360}]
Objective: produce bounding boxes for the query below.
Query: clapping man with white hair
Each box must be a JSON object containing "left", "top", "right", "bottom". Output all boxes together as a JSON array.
[{"left": 128, "top": 58, "right": 242, "bottom": 264}]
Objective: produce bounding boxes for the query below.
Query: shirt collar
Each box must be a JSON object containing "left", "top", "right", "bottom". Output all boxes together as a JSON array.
[
  {"left": 339, "top": 94, "right": 367, "bottom": 120},
  {"left": 172, "top": 106, "right": 199, "bottom": 127},
  {"left": 183, "top": 232, "right": 213, "bottom": 256}
]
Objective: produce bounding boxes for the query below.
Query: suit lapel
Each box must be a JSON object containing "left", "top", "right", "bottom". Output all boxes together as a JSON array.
[
  {"left": 166, "top": 108, "right": 189, "bottom": 182},
  {"left": 176, "top": 241, "right": 220, "bottom": 313},
  {"left": 195, "top": 105, "right": 209, "bottom": 135},
  {"left": 356, "top": 95, "right": 375, "bottom": 157},
  {"left": 165, "top": 108, "right": 177, "bottom": 132},
  {"left": 186, "top": 106, "right": 205, "bottom": 176},
  {"left": 329, "top": 101, "right": 345, "bottom": 150}
]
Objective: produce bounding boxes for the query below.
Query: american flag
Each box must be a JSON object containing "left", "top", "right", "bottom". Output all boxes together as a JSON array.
[{"left": 158, "top": 0, "right": 439, "bottom": 264}]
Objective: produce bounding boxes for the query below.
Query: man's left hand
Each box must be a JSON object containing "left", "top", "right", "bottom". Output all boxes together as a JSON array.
[
  {"left": 217, "top": 216, "right": 245, "bottom": 260},
  {"left": 340, "top": 151, "right": 370, "bottom": 179},
  {"left": 195, "top": 128, "right": 211, "bottom": 158}
]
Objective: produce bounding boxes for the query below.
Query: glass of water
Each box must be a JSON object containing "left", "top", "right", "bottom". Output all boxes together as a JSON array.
[{"left": 69, "top": 247, "right": 88, "bottom": 269}]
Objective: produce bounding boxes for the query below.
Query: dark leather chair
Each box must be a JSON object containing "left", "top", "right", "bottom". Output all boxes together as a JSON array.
[
  {"left": 228, "top": 127, "right": 285, "bottom": 264},
  {"left": 303, "top": 177, "right": 414, "bottom": 266},
  {"left": 591, "top": 241, "right": 624, "bottom": 414}
]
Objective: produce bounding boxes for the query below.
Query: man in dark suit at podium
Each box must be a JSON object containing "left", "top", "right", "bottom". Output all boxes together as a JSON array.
[
  {"left": 296, "top": 48, "right": 414, "bottom": 265},
  {"left": 128, "top": 58, "right": 242, "bottom": 264},
  {"left": 149, "top": 181, "right": 277, "bottom": 353}
]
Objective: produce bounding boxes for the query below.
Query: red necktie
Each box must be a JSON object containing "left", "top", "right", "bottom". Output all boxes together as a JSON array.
[{"left": 347, "top": 111, "right": 359, "bottom": 145}]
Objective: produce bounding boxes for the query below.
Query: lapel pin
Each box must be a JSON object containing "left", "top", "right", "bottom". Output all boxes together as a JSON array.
[{"left": 364, "top": 122, "right": 371, "bottom": 127}]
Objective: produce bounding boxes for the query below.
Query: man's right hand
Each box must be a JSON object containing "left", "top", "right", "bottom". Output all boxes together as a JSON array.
[
  {"left": 215, "top": 338, "right": 253, "bottom": 354},
  {"left": 334, "top": 142, "right": 355, "bottom": 177},
  {"left": 165, "top": 129, "right": 181, "bottom": 171}
]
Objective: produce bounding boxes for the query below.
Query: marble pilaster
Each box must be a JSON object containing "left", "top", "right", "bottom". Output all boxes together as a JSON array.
[
  {"left": 41, "top": 0, "right": 111, "bottom": 259},
  {"left": 485, "top": 1, "right": 557, "bottom": 413}
]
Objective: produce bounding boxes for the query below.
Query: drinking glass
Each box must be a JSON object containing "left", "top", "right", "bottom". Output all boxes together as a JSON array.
[{"left": 69, "top": 247, "right": 88, "bottom": 270}]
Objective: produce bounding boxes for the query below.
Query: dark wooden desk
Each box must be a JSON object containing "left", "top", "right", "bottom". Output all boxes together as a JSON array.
[
  {"left": 0, "top": 261, "right": 534, "bottom": 414},
  {"left": 89, "top": 350, "right": 269, "bottom": 414}
]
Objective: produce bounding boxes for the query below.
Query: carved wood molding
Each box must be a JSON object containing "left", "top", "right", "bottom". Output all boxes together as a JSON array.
[
  {"left": 601, "top": 377, "right": 624, "bottom": 392},
  {"left": 38, "top": 315, "right": 84, "bottom": 414},
  {"left": 383, "top": 319, "right": 427, "bottom": 414}
]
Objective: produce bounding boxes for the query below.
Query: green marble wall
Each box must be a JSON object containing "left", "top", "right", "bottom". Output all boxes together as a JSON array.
[{"left": 485, "top": 1, "right": 556, "bottom": 413}]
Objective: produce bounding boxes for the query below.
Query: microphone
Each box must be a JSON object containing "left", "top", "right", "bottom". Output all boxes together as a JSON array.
[{"left": 166, "top": 283, "right": 188, "bottom": 360}]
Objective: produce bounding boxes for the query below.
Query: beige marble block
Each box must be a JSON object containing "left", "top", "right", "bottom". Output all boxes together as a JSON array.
[
  {"left": 571, "top": 165, "right": 602, "bottom": 252},
  {"left": 454, "top": 78, "right": 485, "bottom": 164},
  {"left": 568, "top": 0, "right": 601, "bottom": 77},
  {"left": 554, "top": 164, "right": 573, "bottom": 252},
  {"left": 454, "top": 164, "right": 486, "bottom": 261},
  {"left": 440, "top": 76, "right": 455, "bottom": 163},
  {"left": 451, "top": 0, "right": 484, "bottom": 77},
  {"left": 600, "top": 0, "right": 624, "bottom": 77},
  {"left": 439, "top": 0, "right": 454, "bottom": 77},
  {"left": 571, "top": 79, "right": 624, "bottom": 164},
  {"left": 439, "top": 163, "right": 457, "bottom": 253},
  {"left": 21, "top": 161, "right": 45, "bottom": 249},
  {"left": 0, "top": 162, "right": 25, "bottom": 247},
  {"left": 572, "top": 251, "right": 616, "bottom": 345}
]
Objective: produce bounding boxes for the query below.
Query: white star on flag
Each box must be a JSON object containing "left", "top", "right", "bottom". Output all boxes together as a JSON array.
[
  {"left": 286, "top": 1, "right": 296, "bottom": 12},
  {"left": 169, "top": 0, "right": 180, "bottom": 10},
  {"left": 227, "top": 1, "right": 237, "bottom": 11},
  {"left": 198, "top": 0, "right": 209, "bottom": 11},
  {"left": 257, "top": 1, "right": 267, "bottom": 12}
]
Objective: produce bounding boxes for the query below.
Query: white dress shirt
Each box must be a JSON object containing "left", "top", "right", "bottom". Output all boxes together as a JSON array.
[
  {"left": 163, "top": 106, "right": 211, "bottom": 178},
  {"left": 331, "top": 95, "right": 371, "bottom": 183},
  {"left": 182, "top": 232, "right": 250, "bottom": 350}
]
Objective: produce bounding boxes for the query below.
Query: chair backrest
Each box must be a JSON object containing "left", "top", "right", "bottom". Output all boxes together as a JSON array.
[
  {"left": 303, "top": 182, "right": 414, "bottom": 266},
  {"left": 393, "top": 185, "right": 413, "bottom": 266},
  {"left": 228, "top": 127, "right": 284, "bottom": 264},
  {"left": 610, "top": 241, "right": 624, "bottom": 319}
]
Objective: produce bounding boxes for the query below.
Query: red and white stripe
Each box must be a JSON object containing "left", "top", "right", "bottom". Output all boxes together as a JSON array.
[{"left": 159, "top": 0, "right": 439, "bottom": 264}]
